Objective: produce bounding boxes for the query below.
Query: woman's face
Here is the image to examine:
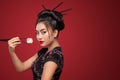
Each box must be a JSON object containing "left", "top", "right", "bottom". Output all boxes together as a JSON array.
[{"left": 36, "top": 22, "right": 56, "bottom": 47}]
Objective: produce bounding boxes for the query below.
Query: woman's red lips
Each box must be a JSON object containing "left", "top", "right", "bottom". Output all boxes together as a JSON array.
[{"left": 39, "top": 41, "right": 44, "bottom": 44}]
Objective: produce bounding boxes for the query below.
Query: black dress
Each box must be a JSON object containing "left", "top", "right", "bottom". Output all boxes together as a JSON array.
[{"left": 31, "top": 47, "right": 64, "bottom": 80}]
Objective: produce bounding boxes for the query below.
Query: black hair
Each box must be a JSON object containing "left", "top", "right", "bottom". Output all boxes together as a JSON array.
[{"left": 36, "top": 9, "right": 65, "bottom": 32}]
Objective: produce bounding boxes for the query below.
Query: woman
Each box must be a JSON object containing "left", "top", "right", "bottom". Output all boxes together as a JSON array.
[{"left": 8, "top": 5, "right": 66, "bottom": 80}]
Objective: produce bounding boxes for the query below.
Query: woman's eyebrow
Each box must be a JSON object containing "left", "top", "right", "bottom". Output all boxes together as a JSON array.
[
  {"left": 36, "top": 28, "right": 45, "bottom": 31},
  {"left": 40, "top": 29, "right": 46, "bottom": 31}
]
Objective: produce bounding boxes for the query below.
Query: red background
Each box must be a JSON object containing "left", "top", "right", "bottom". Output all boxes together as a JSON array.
[{"left": 0, "top": 0, "right": 119, "bottom": 80}]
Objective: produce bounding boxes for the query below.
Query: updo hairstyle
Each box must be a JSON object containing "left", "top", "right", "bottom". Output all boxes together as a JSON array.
[{"left": 36, "top": 9, "right": 65, "bottom": 32}]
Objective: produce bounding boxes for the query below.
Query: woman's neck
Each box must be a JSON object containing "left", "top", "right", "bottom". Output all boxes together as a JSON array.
[{"left": 47, "top": 39, "right": 60, "bottom": 52}]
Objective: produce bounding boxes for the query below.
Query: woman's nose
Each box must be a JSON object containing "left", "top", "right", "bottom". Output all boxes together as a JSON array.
[{"left": 37, "top": 34, "right": 42, "bottom": 40}]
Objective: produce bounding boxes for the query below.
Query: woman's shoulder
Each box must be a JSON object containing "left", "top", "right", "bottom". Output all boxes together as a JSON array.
[
  {"left": 45, "top": 47, "right": 64, "bottom": 67},
  {"left": 47, "top": 47, "right": 63, "bottom": 57}
]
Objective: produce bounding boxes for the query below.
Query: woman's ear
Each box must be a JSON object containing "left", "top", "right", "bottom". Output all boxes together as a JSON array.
[{"left": 53, "top": 29, "right": 59, "bottom": 38}]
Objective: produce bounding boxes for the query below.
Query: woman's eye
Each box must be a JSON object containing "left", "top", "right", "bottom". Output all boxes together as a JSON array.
[{"left": 42, "top": 31, "right": 47, "bottom": 34}]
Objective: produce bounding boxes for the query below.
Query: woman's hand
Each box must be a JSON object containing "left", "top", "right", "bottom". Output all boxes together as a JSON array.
[
  {"left": 8, "top": 37, "right": 21, "bottom": 53},
  {"left": 7, "top": 37, "right": 37, "bottom": 72}
]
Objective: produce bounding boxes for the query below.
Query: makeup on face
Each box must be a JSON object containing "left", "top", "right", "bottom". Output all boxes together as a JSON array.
[
  {"left": 35, "top": 23, "right": 49, "bottom": 45},
  {"left": 36, "top": 23, "right": 48, "bottom": 36},
  {"left": 36, "top": 22, "right": 56, "bottom": 47},
  {"left": 39, "top": 41, "right": 44, "bottom": 44},
  {"left": 36, "top": 29, "right": 47, "bottom": 44}
]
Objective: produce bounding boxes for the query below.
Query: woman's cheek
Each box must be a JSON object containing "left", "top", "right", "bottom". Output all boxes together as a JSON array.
[
  {"left": 44, "top": 35, "right": 49, "bottom": 40},
  {"left": 44, "top": 32, "right": 50, "bottom": 39}
]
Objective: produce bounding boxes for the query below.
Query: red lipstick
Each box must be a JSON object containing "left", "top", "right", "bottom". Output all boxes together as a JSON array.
[{"left": 39, "top": 41, "right": 44, "bottom": 44}]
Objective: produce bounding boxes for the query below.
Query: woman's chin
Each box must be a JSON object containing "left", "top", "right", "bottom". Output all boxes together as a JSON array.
[{"left": 40, "top": 44, "right": 47, "bottom": 47}]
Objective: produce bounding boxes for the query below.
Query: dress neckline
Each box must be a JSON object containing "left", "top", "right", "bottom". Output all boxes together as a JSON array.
[{"left": 46, "top": 46, "right": 61, "bottom": 54}]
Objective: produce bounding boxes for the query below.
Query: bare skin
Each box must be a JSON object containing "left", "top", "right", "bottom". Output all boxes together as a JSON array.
[{"left": 8, "top": 22, "right": 60, "bottom": 80}]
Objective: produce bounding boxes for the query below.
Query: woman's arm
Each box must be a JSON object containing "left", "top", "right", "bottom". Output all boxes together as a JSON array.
[
  {"left": 8, "top": 37, "right": 38, "bottom": 72},
  {"left": 41, "top": 61, "right": 58, "bottom": 80}
]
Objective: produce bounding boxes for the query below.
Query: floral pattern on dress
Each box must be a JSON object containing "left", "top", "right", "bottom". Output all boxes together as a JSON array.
[{"left": 31, "top": 47, "right": 64, "bottom": 80}]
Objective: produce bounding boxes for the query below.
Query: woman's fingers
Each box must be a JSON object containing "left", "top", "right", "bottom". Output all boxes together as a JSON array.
[
  {"left": 8, "top": 37, "right": 21, "bottom": 53},
  {"left": 8, "top": 37, "right": 21, "bottom": 48}
]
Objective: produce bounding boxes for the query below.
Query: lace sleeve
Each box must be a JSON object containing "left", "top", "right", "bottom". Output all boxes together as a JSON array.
[{"left": 45, "top": 49, "right": 64, "bottom": 69}]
